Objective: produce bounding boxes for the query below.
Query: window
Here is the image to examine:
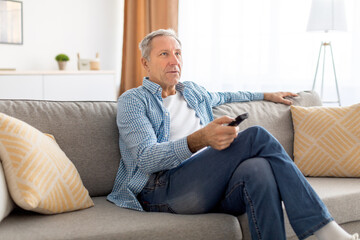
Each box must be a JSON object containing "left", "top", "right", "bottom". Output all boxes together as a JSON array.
[
  {"left": 178, "top": 0, "right": 359, "bottom": 106},
  {"left": 0, "top": 0, "right": 23, "bottom": 45}
]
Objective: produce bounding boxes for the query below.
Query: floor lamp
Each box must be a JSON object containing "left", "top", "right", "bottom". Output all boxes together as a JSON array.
[{"left": 307, "top": 0, "right": 347, "bottom": 106}]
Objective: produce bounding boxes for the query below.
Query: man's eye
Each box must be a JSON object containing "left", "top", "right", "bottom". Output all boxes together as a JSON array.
[
  {"left": 160, "top": 52, "right": 167, "bottom": 56},
  {"left": 175, "top": 52, "right": 181, "bottom": 56}
]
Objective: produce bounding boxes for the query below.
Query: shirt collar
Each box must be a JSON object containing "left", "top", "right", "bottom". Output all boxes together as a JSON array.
[
  {"left": 175, "top": 82, "right": 185, "bottom": 93},
  {"left": 143, "top": 77, "right": 162, "bottom": 95}
]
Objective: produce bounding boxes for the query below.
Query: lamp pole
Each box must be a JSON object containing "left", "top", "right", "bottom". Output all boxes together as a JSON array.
[
  {"left": 312, "top": 42, "right": 341, "bottom": 106},
  {"left": 307, "top": 0, "right": 347, "bottom": 106}
]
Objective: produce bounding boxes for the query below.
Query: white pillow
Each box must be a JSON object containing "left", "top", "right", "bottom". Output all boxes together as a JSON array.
[{"left": 0, "top": 161, "right": 14, "bottom": 222}]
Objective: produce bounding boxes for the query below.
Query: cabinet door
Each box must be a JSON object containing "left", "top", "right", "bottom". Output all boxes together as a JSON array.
[
  {"left": 43, "top": 74, "right": 117, "bottom": 101},
  {"left": 0, "top": 75, "right": 43, "bottom": 100}
]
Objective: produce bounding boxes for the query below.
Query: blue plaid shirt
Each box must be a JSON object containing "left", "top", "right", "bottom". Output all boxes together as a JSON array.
[{"left": 107, "top": 78, "right": 263, "bottom": 211}]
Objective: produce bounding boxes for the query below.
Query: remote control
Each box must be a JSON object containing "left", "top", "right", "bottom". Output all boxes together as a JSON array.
[{"left": 227, "top": 113, "right": 249, "bottom": 126}]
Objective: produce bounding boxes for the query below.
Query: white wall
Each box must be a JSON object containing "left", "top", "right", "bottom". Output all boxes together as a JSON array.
[{"left": 0, "top": 0, "right": 124, "bottom": 85}]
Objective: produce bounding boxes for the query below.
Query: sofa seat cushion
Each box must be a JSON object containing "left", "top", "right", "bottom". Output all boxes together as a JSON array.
[
  {"left": 306, "top": 177, "right": 360, "bottom": 224},
  {"left": 238, "top": 177, "right": 360, "bottom": 239},
  {"left": 0, "top": 197, "right": 243, "bottom": 240}
]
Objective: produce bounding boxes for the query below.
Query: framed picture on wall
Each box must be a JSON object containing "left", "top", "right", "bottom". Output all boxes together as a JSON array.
[{"left": 0, "top": 0, "right": 23, "bottom": 45}]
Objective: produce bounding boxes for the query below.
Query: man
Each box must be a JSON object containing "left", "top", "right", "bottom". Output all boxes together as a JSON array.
[{"left": 108, "top": 29, "right": 358, "bottom": 240}]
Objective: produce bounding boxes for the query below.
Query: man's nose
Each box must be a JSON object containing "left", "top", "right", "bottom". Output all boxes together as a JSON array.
[{"left": 169, "top": 53, "right": 180, "bottom": 65}]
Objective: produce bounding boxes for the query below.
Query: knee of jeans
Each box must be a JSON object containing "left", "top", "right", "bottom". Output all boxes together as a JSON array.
[
  {"left": 245, "top": 125, "right": 268, "bottom": 135},
  {"left": 234, "top": 157, "right": 276, "bottom": 187}
]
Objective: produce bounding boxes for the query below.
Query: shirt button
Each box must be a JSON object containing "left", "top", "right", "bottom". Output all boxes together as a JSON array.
[
  {"left": 165, "top": 112, "right": 169, "bottom": 116},
  {"left": 165, "top": 134, "right": 168, "bottom": 137}
]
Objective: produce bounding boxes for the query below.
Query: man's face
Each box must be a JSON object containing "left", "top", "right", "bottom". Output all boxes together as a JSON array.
[{"left": 142, "top": 35, "right": 182, "bottom": 90}]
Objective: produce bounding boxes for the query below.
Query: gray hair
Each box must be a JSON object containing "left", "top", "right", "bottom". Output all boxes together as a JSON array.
[{"left": 139, "top": 29, "right": 182, "bottom": 61}]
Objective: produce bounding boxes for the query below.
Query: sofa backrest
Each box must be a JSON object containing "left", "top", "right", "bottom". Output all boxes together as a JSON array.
[
  {"left": 0, "top": 100, "right": 120, "bottom": 197},
  {"left": 0, "top": 91, "right": 321, "bottom": 197},
  {"left": 213, "top": 91, "right": 322, "bottom": 159}
]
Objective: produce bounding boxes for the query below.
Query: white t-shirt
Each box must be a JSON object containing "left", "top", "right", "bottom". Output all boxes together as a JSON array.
[{"left": 163, "top": 91, "right": 203, "bottom": 141}]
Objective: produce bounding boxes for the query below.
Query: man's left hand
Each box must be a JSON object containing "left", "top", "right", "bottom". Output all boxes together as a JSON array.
[{"left": 263, "top": 92, "right": 298, "bottom": 105}]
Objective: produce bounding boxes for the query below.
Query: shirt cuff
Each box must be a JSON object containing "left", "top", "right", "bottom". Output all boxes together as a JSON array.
[
  {"left": 172, "top": 136, "right": 193, "bottom": 163},
  {"left": 253, "top": 92, "right": 264, "bottom": 101}
]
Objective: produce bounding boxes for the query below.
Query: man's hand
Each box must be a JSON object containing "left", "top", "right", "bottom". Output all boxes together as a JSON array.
[
  {"left": 187, "top": 116, "right": 238, "bottom": 153},
  {"left": 263, "top": 92, "right": 298, "bottom": 105}
]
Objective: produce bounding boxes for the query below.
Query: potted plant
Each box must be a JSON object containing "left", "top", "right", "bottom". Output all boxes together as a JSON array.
[{"left": 55, "top": 54, "right": 70, "bottom": 70}]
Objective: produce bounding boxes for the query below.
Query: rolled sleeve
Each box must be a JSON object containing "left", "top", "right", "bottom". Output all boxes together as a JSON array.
[
  {"left": 252, "top": 92, "right": 264, "bottom": 101},
  {"left": 172, "top": 136, "right": 193, "bottom": 162}
]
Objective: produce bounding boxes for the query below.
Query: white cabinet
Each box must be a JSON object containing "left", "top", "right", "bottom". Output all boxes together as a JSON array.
[
  {"left": 0, "top": 71, "right": 117, "bottom": 101},
  {"left": 0, "top": 75, "right": 43, "bottom": 99},
  {"left": 43, "top": 73, "right": 116, "bottom": 101}
]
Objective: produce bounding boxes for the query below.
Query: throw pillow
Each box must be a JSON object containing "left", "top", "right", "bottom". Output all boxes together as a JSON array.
[
  {"left": 291, "top": 104, "right": 360, "bottom": 177},
  {"left": 0, "top": 112, "right": 94, "bottom": 214},
  {"left": 0, "top": 161, "right": 14, "bottom": 222}
]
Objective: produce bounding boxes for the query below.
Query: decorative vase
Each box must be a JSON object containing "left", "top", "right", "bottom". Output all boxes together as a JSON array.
[{"left": 57, "top": 61, "right": 67, "bottom": 70}]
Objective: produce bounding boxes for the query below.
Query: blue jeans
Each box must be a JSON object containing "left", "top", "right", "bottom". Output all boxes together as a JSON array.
[{"left": 137, "top": 126, "right": 333, "bottom": 240}]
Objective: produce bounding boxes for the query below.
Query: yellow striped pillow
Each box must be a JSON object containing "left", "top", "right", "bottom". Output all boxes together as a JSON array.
[
  {"left": 291, "top": 104, "right": 360, "bottom": 177},
  {"left": 0, "top": 112, "right": 94, "bottom": 214}
]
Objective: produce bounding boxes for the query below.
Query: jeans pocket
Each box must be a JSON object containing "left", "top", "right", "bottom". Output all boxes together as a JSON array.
[
  {"left": 138, "top": 171, "right": 173, "bottom": 212},
  {"left": 143, "top": 171, "right": 168, "bottom": 190}
]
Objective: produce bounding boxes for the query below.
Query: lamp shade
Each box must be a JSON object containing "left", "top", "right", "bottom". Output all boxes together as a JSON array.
[{"left": 307, "top": 0, "right": 347, "bottom": 32}]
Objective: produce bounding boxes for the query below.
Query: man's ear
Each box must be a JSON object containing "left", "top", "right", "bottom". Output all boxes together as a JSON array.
[{"left": 141, "top": 57, "right": 150, "bottom": 72}]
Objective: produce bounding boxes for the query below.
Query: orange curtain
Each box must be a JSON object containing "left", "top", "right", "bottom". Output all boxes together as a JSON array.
[{"left": 119, "top": 0, "right": 179, "bottom": 96}]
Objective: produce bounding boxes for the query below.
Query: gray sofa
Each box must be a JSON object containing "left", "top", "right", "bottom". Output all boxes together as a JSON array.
[{"left": 0, "top": 91, "right": 359, "bottom": 240}]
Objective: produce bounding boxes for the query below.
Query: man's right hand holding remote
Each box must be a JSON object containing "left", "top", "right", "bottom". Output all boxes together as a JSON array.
[{"left": 187, "top": 116, "right": 239, "bottom": 152}]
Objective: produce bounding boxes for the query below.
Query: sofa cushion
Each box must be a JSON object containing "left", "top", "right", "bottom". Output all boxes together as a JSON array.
[
  {"left": 0, "top": 197, "right": 243, "bottom": 240},
  {"left": 213, "top": 91, "right": 322, "bottom": 159},
  {"left": 238, "top": 177, "right": 360, "bottom": 239},
  {"left": 307, "top": 177, "right": 360, "bottom": 224},
  {"left": 0, "top": 161, "right": 14, "bottom": 222},
  {"left": 0, "top": 100, "right": 120, "bottom": 197},
  {"left": 291, "top": 104, "right": 360, "bottom": 177},
  {"left": 0, "top": 112, "right": 94, "bottom": 214}
]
